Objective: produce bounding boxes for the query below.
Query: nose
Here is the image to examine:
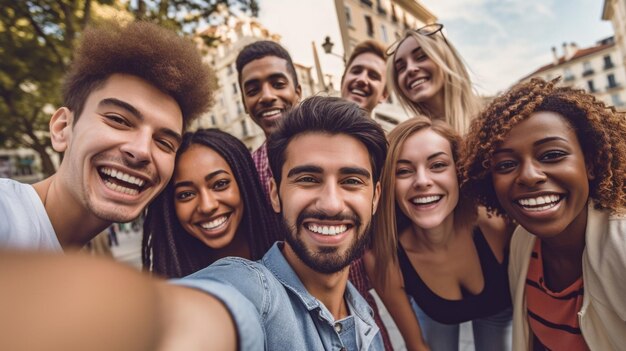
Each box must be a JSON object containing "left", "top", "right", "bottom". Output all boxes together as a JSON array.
[
  {"left": 120, "top": 130, "right": 151, "bottom": 167},
  {"left": 259, "top": 83, "right": 277, "bottom": 106},
  {"left": 412, "top": 168, "right": 433, "bottom": 189},
  {"left": 354, "top": 71, "right": 368, "bottom": 85},
  {"left": 316, "top": 182, "right": 343, "bottom": 216},
  {"left": 516, "top": 160, "right": 547, "bottom": 187},
  {"left": 197, "top": 189, "right": 219, "bottom": 215},
  {"left": 406, "top": 60, "right": 420, "bottom": 76}
]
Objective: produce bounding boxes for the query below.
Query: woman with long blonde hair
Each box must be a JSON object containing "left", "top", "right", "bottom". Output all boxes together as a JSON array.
[
  {"left": 387, "top": 24, "right": 481, "bottom": 133},
  {"left": 365, "top": 117, "right": 512, "bottom": 350}
]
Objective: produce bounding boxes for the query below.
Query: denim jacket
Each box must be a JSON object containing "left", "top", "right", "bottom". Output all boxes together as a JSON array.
[{"left": 175, "top": 242, "right": 383, "bottom": 351}]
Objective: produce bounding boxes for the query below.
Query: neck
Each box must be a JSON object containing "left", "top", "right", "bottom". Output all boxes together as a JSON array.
[
  {"left": 541, "top": 207, "right": 588, "bottom": 263},
  {"left": 33, "top": 175, "right": 110, "bottom": 250},
  {"left": 211, "top": 231, "right": 251, "bottom": 261},
  {"left": 420, "top": 91, "right": 446, "bottom": 120},
  {"left": 406, "top": 214, "right": 456, "bottom": 251},
  {"left": 282, "top": 242, "right": 350, "bottom": 320}
]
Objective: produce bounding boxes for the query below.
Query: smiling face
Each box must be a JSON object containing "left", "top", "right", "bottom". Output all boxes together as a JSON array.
[
  {"left": 240, "top": 56, "right": 302, "bottom": 137},
  {"left": 394, "top": 129, "right": 458, "bottom": 230},
  {"left": 172, "top": 144, "right": 244, "bottom": 249},
  {"left": 341, "top": 52, "right": 388, "bottom": 113},
  {"left": 53, "top": 73, "right": 183, "bottom": 222},
  {"left": 270, "top": 133, "right": 380, "bottom": 274},
  {"left": 491, "top": 111, "right": 593, "bottom": 240},
  {"left": 394, "top": 37, "right": 444, "bottom": 107}
]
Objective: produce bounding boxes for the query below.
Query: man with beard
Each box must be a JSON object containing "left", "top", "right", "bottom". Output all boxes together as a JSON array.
[
  {"left": 236, "top": 40, "right": 302, "bottom": 199},
  {"left": 178, "top": 96, "right": 387, "bottom": 350},
  {"left": 340, "top": 40, "right": 388, "bottom": 115},
  {"left": 0, "top": 21, "right": 213, "bottom": 251},
  {"left": 0, "top": 96, "right": 387, "bottom": 351}
]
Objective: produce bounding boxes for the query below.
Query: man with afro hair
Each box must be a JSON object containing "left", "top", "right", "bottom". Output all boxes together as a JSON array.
[{"left": 0, "top": 21, "right": 215, "bottom": 251}]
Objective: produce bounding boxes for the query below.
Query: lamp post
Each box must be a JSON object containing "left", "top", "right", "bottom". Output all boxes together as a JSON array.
[{"left": 321, "top": 36, "right": 345, "bottom": 62}]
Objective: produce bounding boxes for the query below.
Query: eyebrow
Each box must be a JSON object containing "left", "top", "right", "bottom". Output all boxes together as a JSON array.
[
  {"left": 174, "top": 170, "right": 229, "bottom": 189},
  {"left": 397, "top": 151, "right": 448, "bottom": 164},
  {"left": 99, "top": 97, "right": 182, "bottom": 145},
  {"left": 243, "top": 73, "right": 289, "bottom": 87},
  {"left": 287, "top": 165, "right": 371, "bottom": 179},
  {"left": 494, "top": 136, "right": 569, "bottom": 155}
]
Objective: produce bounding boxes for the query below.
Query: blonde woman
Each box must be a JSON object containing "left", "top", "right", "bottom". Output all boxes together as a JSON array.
[
  {"left": 387, "top": 24, "right": 481, "bottom": 134},
  {"left": 365, "top": 117, "right": 512, "bottom": 350}
]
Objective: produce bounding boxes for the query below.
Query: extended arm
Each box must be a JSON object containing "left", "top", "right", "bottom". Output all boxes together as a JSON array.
[{"left": 0, "top": 251, "right": 237, "bottom": 351}]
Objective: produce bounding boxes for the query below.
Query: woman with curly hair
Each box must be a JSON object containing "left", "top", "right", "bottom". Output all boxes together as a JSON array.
[
  {"left": 142, "top": 129, "right": 283, "bottom": 278},
  {"left": 462, "top": 78, "right": 626, "bottom": 350},
  {"left": 387, "top": 23, "right": 482, "bottom": 133},
  {"left": 365, "top": 117, "right": 513, "bottom": 351}
]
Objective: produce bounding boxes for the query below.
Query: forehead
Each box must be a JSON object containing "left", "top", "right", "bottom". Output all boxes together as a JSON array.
[
  {"left": 500, "top": 111, "right": 576, "bottom": 148},
  {"left": 86, "top": 73, "right": 183, "bottom": 133},
  {"left": 400, "top": 129, "right": 452, "bottom": 158},
  {"left": 348, "top": 52, "right": 386, "bottom": 72},
  {"left": 240, "top": 56, "right": 292, "bottom": 83},
  {"left": 282, "top": 133, "right": 372, "bottom": 174},
  {"left": 175, "top": 144, "right": 230, "bottom": 178}
]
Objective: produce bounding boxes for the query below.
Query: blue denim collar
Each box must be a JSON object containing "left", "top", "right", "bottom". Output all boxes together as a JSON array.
[{"left": 261, "top": 242, "right": 376, "bottom": 325}]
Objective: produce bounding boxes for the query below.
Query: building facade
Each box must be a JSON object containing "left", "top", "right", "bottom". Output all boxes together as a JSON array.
[
  {"left": 192, "top": 15, "right": 315, "bottom": 150},
  {"left": 333, "top": 0, "right": 437, "bottom": 128},
  {"left": 603, "top": 0, "right": 626, "bottom": 70},
  {"left": 521, "top": 37, "right": 626, "bottom": 110}
]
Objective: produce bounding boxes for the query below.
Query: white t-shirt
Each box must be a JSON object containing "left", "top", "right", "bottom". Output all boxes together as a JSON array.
[{"left": 0, "top": 178, "right": 62, "bottom": 251}]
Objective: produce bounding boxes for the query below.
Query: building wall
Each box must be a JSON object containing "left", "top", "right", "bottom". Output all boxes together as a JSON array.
[
  {"left": 603, "top": 0, "right": 626, "bottom": 68},
  {"left": 192, "top": 15, "right": 315, "bottom": 151},
  {"left": 525, "top": 40, "right": 626, "bottom": 110}
]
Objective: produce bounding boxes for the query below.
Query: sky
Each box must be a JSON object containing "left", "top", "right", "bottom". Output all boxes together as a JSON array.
[{"left": 257, "top": 0, "right": 613, "bottom": 96}]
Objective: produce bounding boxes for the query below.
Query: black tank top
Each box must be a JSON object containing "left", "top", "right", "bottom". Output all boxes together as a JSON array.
[{"left": 398, "top": 227, "right": 511, "bottom": 325}]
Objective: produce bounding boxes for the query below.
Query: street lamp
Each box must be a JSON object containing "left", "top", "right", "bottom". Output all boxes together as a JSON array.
[{"left": 321, "top": 36, "right": 344, "bottom": 62}]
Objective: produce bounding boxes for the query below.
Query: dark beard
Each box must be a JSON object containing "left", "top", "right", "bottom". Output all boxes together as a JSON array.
[{"left": 281, "top": 209, "right": 371, "bottom": 274}]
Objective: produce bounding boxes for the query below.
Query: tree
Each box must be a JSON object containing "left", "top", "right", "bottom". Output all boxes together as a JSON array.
[{"left": 0, "top": 0, "right": 257, "bottom": 177}]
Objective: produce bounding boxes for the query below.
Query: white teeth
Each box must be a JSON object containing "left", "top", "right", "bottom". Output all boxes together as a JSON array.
[
  {"left": 307, "top": 224, "right": 348, "bottom": 236},
  {"left": 350, "top": 89, "right": 367, "bottom": 97},
  {"left": 517, "top": 195, "right": 561, "bottom": 211},
  {"left": 411, "top": 195, "right": 442, "bottom": 204},
  {"left": 261, "top": 109, "right": 281, "bottom": 118},
  {"left": 103, "top": 179, "right": 139, "bottom": 195},
  {"left": 409, "top": 78, "right": 427, "bottom": 89},
  {"left": 200, "top": 215, "right": 228, "bottom": 230},
  {"left": 100, "top": 167, "right": 146, "bottom": 187}
]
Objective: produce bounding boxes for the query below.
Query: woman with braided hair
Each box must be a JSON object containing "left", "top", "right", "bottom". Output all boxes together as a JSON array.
[
  {"left": 462, "top": 78, "right": 626, "bottom": 350},
  {"left": 142, "top": 129, "right": 283, "bottom": 278}
]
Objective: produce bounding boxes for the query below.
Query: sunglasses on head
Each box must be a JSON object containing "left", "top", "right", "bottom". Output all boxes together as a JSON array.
[{"left": 386, "top": 23, "right": 447, "bottom": 56}]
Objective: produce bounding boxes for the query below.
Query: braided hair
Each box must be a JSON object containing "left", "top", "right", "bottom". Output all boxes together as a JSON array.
[{"left": 142, "top": 129, "right": 283, "bottom": 278}]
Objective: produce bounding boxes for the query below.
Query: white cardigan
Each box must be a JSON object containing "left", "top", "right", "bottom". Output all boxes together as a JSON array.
[{"left": 508, "top": 203, "right": 626, "bottom": 350}]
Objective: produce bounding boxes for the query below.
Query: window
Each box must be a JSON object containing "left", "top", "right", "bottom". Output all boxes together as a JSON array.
[
  {"left": 604, "top": 55, "right": 614, "bottom": 70},
  {"left": 345, "top": 6, "right": 352, "bottom": 27},
  {"left": 587, "top": 80, "right": 596, "bottom": 92},
  {"left": 381, "top": 24, "right": 388, "bottom": 43},
  {"left": 582, "top": 61, "right": 594, "bottom": 76},
  {"left": 376, "top": 0, "right": 386, "bottom": 15},
  {"left": 232, "top": 83, "right": 238, "bottom": 94},
  {"left": 391, "top": 4, "right": 398, "bottom": 22},
  {"left": 227, "top": 64, "right": 233, "bottom": 75},
  {"left": 365, "top": 15, "right": 374, "bottom": 37},
  {"left": 563, "top": 68, "right": 575, "bottom": 81},
  {"left": 210, "top": 114, "right": 216, "bottom": 125},
  {"left": 607, "top": 73, "right": 618, "bottom": 88},
  {"left": 360, "top": 0, "right": 372, "bottom": 7},
  {"left": 236, "top": 101, "right": 243, "bottom": 114}
]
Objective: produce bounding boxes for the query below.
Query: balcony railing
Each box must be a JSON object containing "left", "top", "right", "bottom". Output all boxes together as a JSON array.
[{"left": 582, "top": 69, "right": 594, "bottom": 77}]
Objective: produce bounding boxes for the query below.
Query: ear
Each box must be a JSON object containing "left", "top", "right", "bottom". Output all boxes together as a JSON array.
[
  {"left": 295, "top": 84, "right": 302, "bottom": 102},
  {"left": 269, "top": 178, "right": 281, "bottom": 214},
  {"left": 49, "top": 107, "right": 73, "bottom": 153},
  {"left": 379, "top": 87, "right": 390, "bottom": 103},
  {"left": 586, "top": 164, "right": 595, "bottom": 181},
  {"left": 372, "top": 181, "right": 381, "bottom": 215}
]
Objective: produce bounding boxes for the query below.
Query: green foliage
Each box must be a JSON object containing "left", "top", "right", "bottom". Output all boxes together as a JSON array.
[{"left": 0, "top": 0, "right": 256, "bottom": 176}]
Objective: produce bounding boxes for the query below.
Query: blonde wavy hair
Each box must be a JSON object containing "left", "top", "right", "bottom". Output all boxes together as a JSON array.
[{"left": 387, "top": 29, "right": 481, "bottom": 134}]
